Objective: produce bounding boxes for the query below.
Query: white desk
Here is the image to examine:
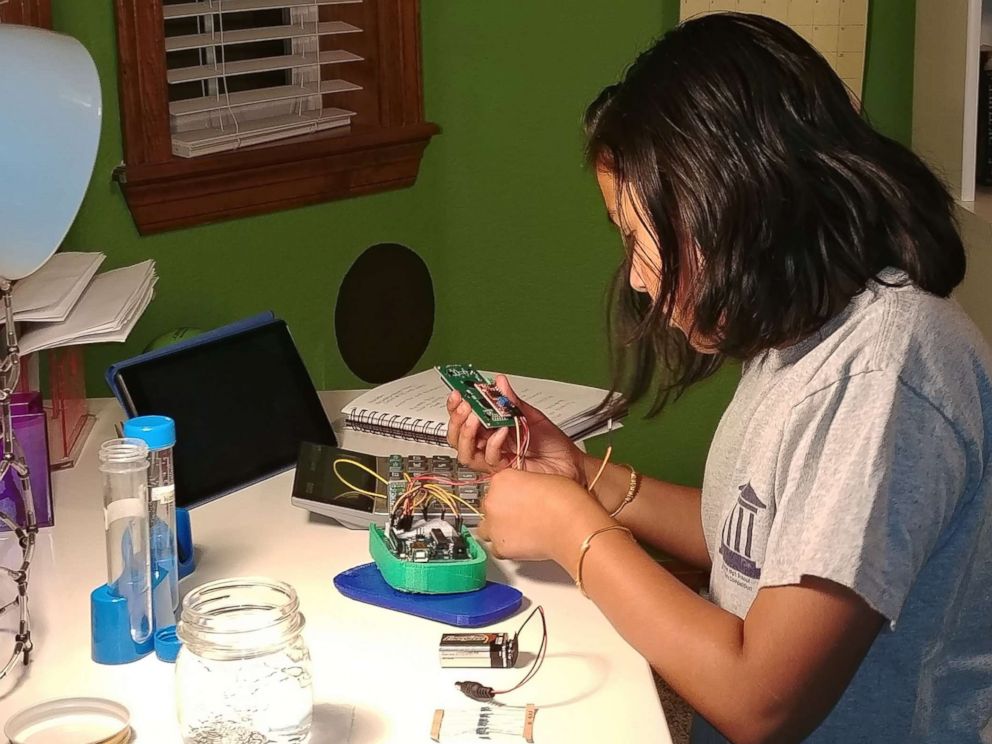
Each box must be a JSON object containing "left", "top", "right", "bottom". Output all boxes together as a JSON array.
[{"left": 0, "top": 393, "right": 671, "bottom": 743}]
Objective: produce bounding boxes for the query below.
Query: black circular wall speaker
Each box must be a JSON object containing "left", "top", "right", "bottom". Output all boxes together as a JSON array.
[{"left": 335, "top": 243, "right": 435, "bottom": 384}]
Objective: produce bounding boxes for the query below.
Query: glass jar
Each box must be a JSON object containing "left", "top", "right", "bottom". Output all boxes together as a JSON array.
[{"left": 176, "top": 578, "right": 313, "bottom": 744}]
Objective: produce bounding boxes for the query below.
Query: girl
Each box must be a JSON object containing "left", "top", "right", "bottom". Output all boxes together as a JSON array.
[{"left": 446, "top": 13, "right": 991, "bottom": 744}]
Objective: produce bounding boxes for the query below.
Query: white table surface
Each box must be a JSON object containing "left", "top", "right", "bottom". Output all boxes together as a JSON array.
[{"left": 0, "top": 392, "right": 670, "bottom": 743}]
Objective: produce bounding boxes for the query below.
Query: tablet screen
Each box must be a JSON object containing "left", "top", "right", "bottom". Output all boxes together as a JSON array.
[{"left": 117, "top": 320, "right": 336, "bottom": 508}]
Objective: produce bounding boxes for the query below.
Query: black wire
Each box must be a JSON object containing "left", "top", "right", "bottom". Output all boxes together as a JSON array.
[
  {"left": 493, "top": 605, "right": 547, "bottom": 695},
  {"left": 512, "top": 605, "right": 543, "bottom": 644}
]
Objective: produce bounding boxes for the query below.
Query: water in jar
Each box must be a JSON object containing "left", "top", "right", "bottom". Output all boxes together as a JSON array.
[{"left": 176, "top": 578, "right": 313, "bottom": 744}]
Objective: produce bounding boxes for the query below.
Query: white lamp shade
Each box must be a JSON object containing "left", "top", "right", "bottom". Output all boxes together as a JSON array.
[{"left": 0, "top": 25, "right": 101, "bottom": 281}]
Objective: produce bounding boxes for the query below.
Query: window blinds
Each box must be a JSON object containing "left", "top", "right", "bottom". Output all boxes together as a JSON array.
[{"left": 163, "top": 0, "right": 363, "bottom": 158}]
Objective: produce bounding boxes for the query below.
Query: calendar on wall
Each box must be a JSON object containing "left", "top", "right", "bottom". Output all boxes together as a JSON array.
[{"left": 680, "top": 0, "right": 870, "bottom": 100}]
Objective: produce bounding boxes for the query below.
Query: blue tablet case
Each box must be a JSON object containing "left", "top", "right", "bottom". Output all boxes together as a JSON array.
[
  {"left": 334, "top": 563, "right": 523, "bottom": 627},
  {"left": 105, "top": 311, "right": 276, "bottom": 413},
  {"left": 104, "top": 311, "right": 334, "bottom": 510}
]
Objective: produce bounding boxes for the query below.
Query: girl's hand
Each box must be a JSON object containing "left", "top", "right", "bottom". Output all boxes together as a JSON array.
[
  {"left": 477, "top": 469, "right": 610, "bottom": 563},
  {"left": 445, "top": 374, "right": 587, "bottom": 484}
]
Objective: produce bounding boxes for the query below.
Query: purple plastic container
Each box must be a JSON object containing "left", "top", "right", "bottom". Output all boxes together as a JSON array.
[{"left": 0, "top": 391, "right": 54, "bottom": 530}]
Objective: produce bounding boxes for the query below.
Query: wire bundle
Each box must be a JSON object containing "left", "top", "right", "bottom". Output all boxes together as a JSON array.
[{"left": 333, "top": 403, "right": 531, "bottom": 528}]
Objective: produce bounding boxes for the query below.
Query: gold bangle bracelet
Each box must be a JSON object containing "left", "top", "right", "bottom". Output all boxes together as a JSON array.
[
  {"left": 575, "top": 524, "right": 633, "bottom": 598},
  {"left": 608, "top": 467, "right": 640, "bottom": 519}
]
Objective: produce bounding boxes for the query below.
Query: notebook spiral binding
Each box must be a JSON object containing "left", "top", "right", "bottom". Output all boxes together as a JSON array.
[{"left": 346, "top": 408, "right": 448, "bottom": 446}]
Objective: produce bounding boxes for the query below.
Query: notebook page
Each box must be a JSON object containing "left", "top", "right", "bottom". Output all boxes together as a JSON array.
[
  {"left": 343, "top": 368, "right": 615, "bottom": 431},
  {"left": 504, "top": 374, "right": 611, "bottom": 427},
  {"left": 342, "top": 369, "right": 448, "bottom": 421}
]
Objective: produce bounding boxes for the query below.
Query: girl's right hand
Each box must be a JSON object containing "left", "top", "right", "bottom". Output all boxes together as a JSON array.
[{"left": 445, "top": 374, "right": 588, "bottom": 485}]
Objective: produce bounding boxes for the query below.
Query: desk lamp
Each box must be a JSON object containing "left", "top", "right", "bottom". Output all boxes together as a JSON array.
[{"left": 0, "top": 24, "right": 101, "bottom": 680}]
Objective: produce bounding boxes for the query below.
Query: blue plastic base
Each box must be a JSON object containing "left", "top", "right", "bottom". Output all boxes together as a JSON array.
[
  {"left": 90, "top": 584, "right": 154, "bottom": 664},
  {"left": 176, "top": 507, "right": 195, "bottom": 579},
  {"left": 92, "top": 510, "right": 192, "bottom": 665},
  {"left": 334, "top": 562, "right": 523, "bottom": 627},
  {"left": 154, "top": 625, "right": 181, "bottom": 663}
]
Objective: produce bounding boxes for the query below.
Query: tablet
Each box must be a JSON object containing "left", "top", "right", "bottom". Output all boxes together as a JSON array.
[{"left": 114, "top": 319, "right": 336, "bottom": 509}]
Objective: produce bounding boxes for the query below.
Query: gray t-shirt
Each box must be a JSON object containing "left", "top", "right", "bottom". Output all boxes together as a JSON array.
[{"left": 692, "top": 270, "right": 992, "bottom": 743}]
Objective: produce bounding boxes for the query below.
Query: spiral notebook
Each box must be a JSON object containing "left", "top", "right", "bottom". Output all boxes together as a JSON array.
[{"left": 342, "top": 368, "right": 625, "bottom": 446}]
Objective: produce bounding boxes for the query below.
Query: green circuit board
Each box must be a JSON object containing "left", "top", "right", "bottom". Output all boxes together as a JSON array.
[{"left": 436, "top": 364, "right": 520, "bottom": 429}]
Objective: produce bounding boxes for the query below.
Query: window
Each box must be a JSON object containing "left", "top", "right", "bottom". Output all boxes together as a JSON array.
[
  {"left": 163, "top": 0, "right": 365, "bottom": 158},
  {"left": 113, "top": 0, "right": 437, "bottom": 234},
  {"left": 0, "top": 0, "right": 51, "bottom": 27}
]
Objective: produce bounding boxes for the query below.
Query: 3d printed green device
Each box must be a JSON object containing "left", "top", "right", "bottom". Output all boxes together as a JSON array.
[{"left": 369, "top": 524, "right": 488, "bottom": 594}]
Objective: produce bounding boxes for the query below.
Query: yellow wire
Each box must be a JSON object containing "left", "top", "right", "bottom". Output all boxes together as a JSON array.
[
  {"left": 587, "top": 444, "right": 613, "bottom": 493},
  {"left": 332, "top": 458, "right": 388, "bottom": 500},
  {"left": 334, "top": 457, "right": 390, "bottom": 486},
  {"left": 514, "top": 417, "right": 522, "bottom": 470},
  {"left": 388, "top": 467, "right": 485, "bottom": 520},
  {"left": 399, "top": 482, "right": 482, "bottom": 518},
  {"left": 424, "top": 484, "right": 462, "bottom": 514},
  {"left": 448, "top": 492, "right": 482, "bottom": 515},
  {"left": 426, "top": 483, "right": 482, "bottom": 515},
  {"left": 393, "top": 482, "right": 450, "bottom": 517},
  {"left": 422, "top": 483, "right": 450, "bottom": 504}
]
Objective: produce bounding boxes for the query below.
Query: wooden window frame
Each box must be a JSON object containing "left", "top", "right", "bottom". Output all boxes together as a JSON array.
[
  {"left": 112, "top": 0, "right": 438, "bottom": 234},
  {"left": 0, "top": 0, "right": 52, "bottom": 27}
]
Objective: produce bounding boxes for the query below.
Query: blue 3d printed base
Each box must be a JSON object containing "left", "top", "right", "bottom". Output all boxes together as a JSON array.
[
  {"left": 91, "top": 507, "right": 195, "bottom": 664},
  {"left": 334, "top": 562, "right": 523, "bottom": 627}
]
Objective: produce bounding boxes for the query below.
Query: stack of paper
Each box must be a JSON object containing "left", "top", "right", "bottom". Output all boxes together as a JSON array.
[
  {"left": 18, "top": 261, "right": 157, "bottom": 355},
  {"left": 7, "top": 252, "right": 105, "bottom": 324}
]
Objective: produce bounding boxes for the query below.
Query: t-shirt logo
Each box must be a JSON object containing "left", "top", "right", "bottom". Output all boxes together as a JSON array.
[{"left": 718, "top": 482, "right": 767, "bottom": 580}]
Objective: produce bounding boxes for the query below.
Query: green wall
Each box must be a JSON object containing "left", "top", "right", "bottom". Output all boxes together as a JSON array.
[
  {"left": 52, "top": 0, "right": 915, "bottom": 488},
  {"left": 864, "top": 0, "right": 917, "bottom": 144}
]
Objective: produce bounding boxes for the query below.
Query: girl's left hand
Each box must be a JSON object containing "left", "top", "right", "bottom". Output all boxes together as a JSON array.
[{"left": 478, "top": 469, "right": 611, "bottom": 563}]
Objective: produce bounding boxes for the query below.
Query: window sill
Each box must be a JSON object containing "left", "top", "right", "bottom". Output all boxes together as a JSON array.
[
  {"left": 117, "top": 121, "right": 439, "bottom": 234},
  {"left": 958, "top": 186, "right": 992, "bottom": 229}
]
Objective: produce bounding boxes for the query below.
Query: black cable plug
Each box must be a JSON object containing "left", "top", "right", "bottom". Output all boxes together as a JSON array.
[{"left": 455, "top": 681, "right": 496, "bottom": 702}]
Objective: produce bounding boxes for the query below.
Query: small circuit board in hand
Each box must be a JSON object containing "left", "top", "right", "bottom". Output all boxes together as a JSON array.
[{"left": 436, "top": 364, "right": 520, "bottom": 429}]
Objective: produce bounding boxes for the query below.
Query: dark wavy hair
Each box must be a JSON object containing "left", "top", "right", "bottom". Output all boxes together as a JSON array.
[{"left": 586, "top": 12, "right": 965, "bottom": 415}]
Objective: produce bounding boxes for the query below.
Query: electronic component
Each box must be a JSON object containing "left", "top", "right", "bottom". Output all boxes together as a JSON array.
[
  {"left": 324, "top": 446, "right": 491, "bottom": 593},
  {"left": 435, "top": 364, "right": 521, "bottom": 429},
  {"left": 294, "top": 446, "right": 489, "bottom": 529},
  {"left": 431, "top": 704, "right": 537, "bottom": 743},
  {"left": 432, "top": 528, "right": 450, "bottom": 550},
  {"left": 369, "top": 524, "right": 487, "bottom": 594},
  {"left": 439, "top": 632, "right": 519, "bottom": 668},
  {"left": 384, "top": 520, "right": 470, "bottom": 563},
  {"left": 409, "top": 538, "right": 431, "bottom": 562},
  {"left": 452, "top": 607, "right": 548, "bottom": 702},
  {"left": 380, "top": 452, "right": 486, "bottom": 571},
  {"left": 451, "top": 533, "right": 469, "bottom": 559}
]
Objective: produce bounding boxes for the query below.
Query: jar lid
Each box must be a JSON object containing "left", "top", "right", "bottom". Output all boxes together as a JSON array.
[
  {"left": 4, "top": 697, "right": 131, "bottom": 744},
  {"left": 124, "top": 415, "right": 176, "bottom": 449},
  {"left": 154, "top": 625, "right": 182, "bottom": 663}
]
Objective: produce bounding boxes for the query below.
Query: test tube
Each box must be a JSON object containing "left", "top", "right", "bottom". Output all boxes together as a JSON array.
[
  {"left": 98, "top": 438, "right": 153, "bottom": 647},
  {"left": 124, "top": 416, "right": 179, "bottom": 616}
]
